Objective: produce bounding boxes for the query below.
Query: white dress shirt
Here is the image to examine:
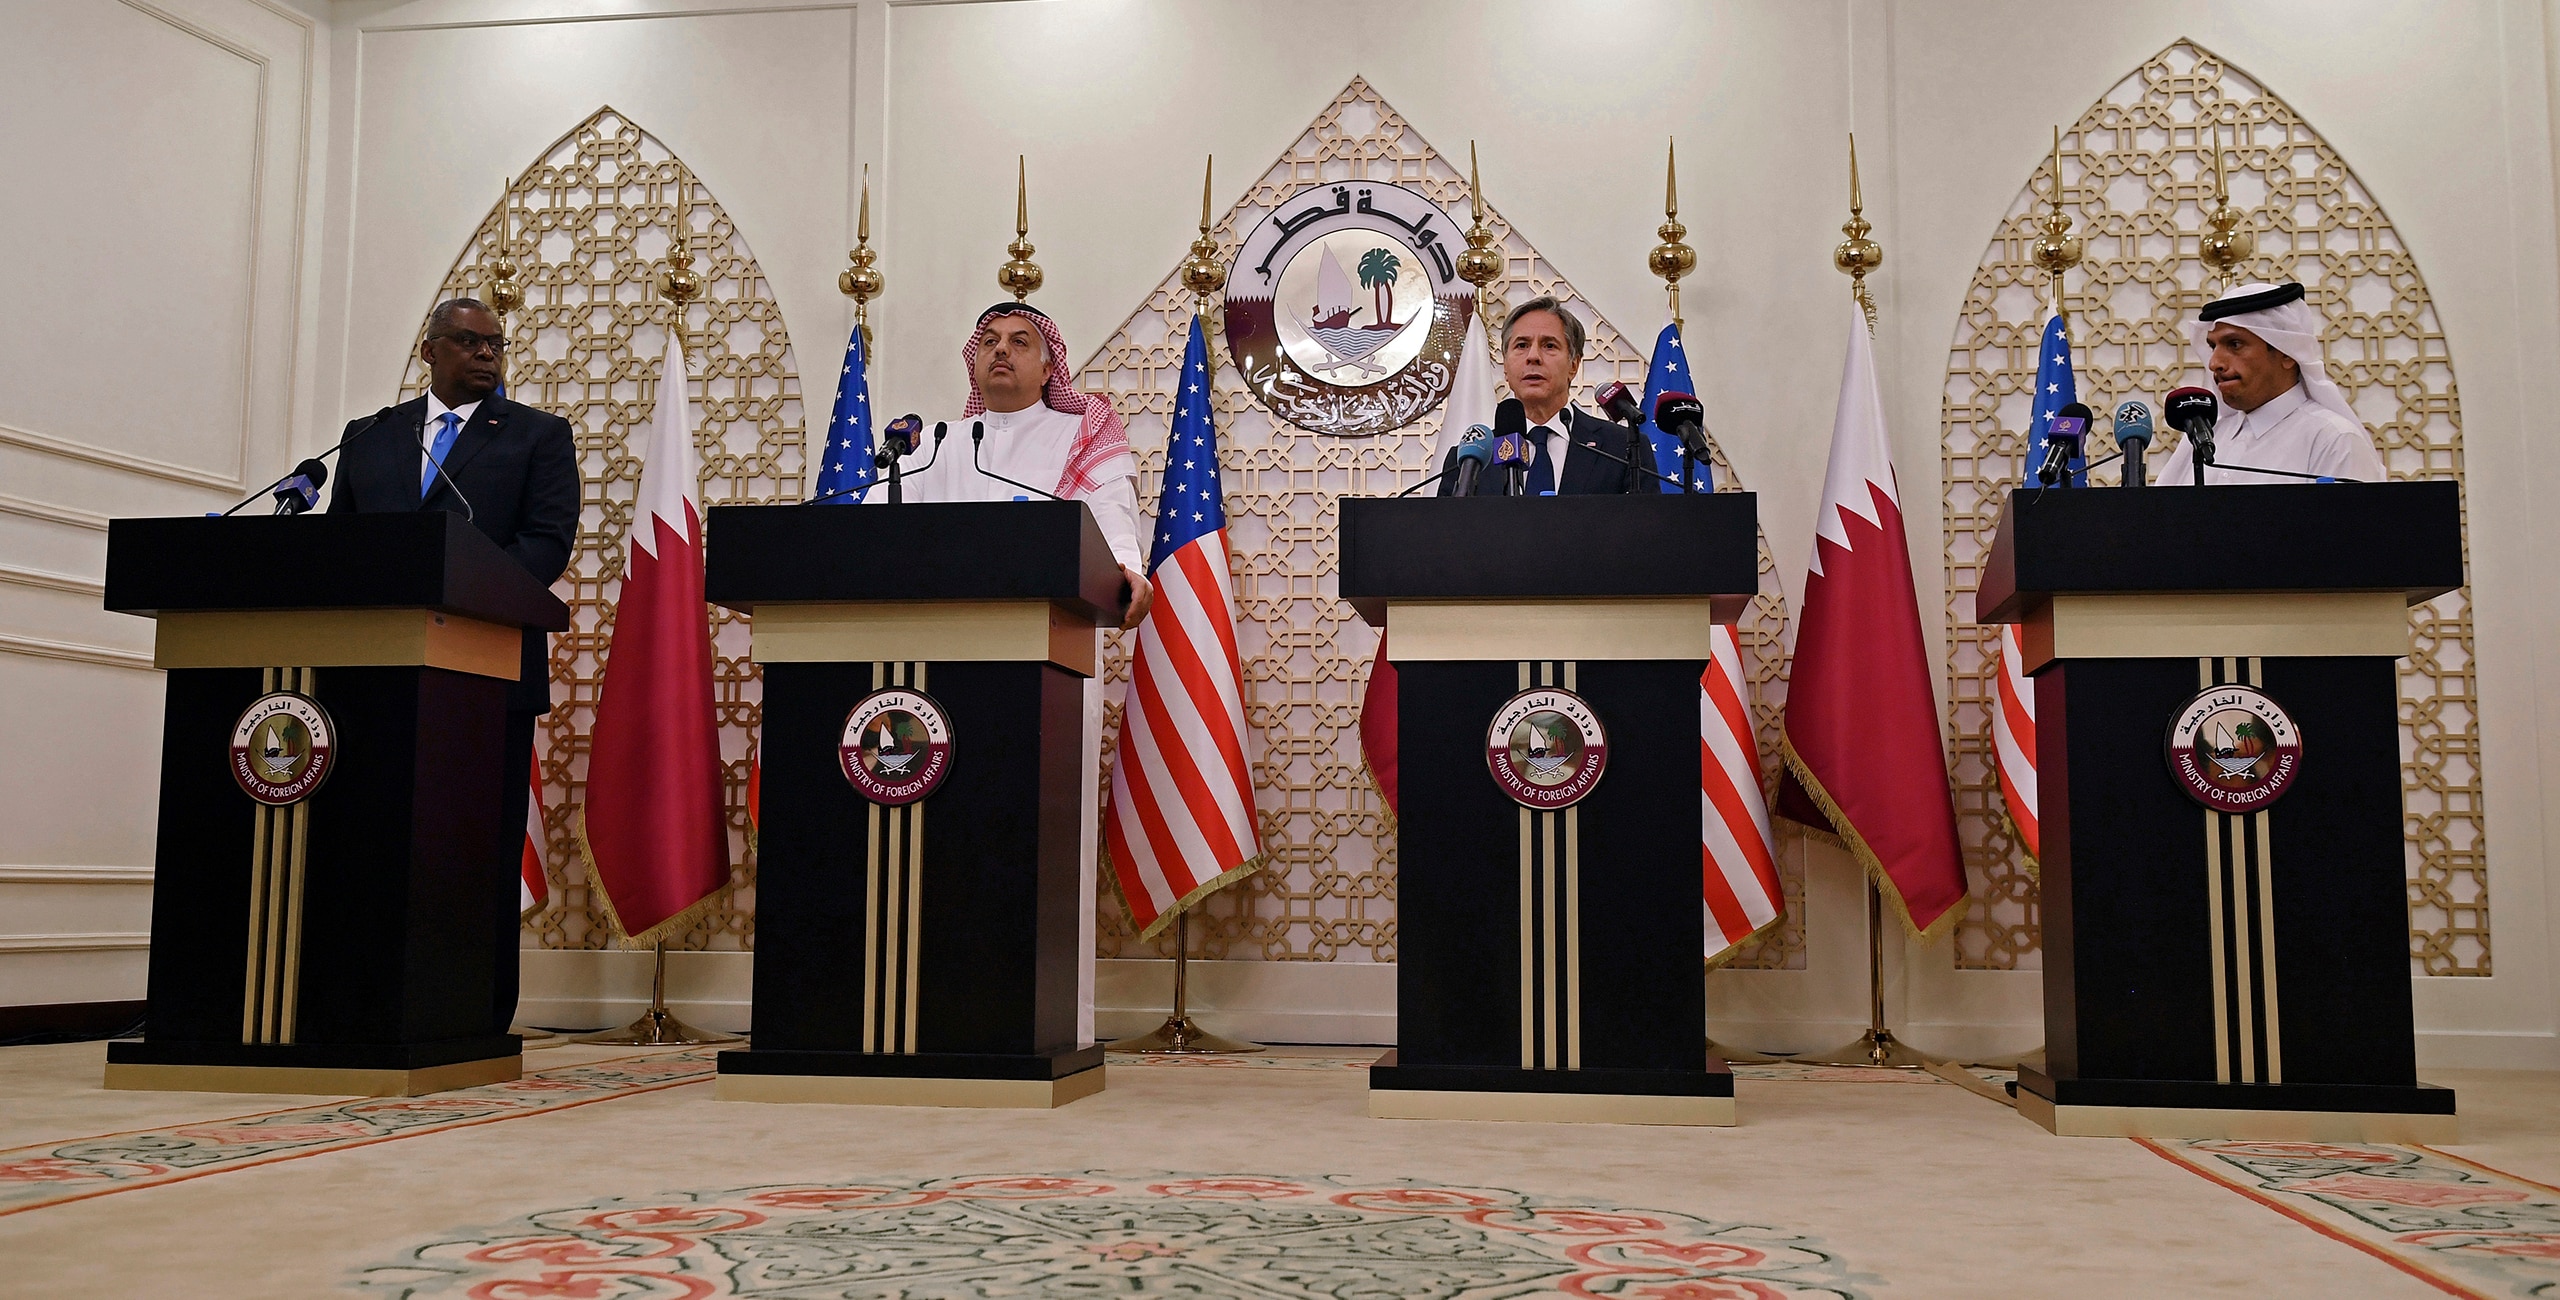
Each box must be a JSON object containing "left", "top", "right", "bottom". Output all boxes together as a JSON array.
[
  {"left": 869, "top": 402, "right": 1143, "bottom": 569},
  {"left": 421, "top": 393, "right": 482, "bottom": 493},
  {"left": 2153, "top": 382, "right": 2385, "bottom": 485}
]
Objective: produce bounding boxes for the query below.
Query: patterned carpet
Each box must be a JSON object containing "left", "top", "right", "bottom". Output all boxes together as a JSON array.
[
  {"left": 354, "top": 1172, "right": 1875, "bottom": 1298},
  {"left": 2, "top": 1041, "right": 2555, "bottom": 1297}
]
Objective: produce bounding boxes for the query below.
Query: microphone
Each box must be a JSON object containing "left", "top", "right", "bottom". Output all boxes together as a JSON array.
[
  {"left": 875, "top": 413, "right": 923, "bottom": 505},
  {"left": 1449, "top": 424, "right": 1495, "bottom": 497},
  {"left": 1651, "top": 390, "right": 1712, "bottom": 491},
  {"left": 2163, "top": 386, "right": 2218, "bottom": 486},
  {"left": 272, "top": 459, "right": 329, "bottom": 515},
  {"left": 1595, "top": 381, "right": 1644, "bottom": 427},
  {"left": 220, "top": 405, "right": 396, "bottom": 516},
  {"left": 1399, "top": 426, "right": 1495, "bottom": 498},
  {"left": 807, "top": 422, "right": 946, "bottom": 506},
  {"left": 2112, "top": 401, "right": 2155, "bottom": 490},
  {"left": 1493, "top": 398, "right": 1529, "bottom": 495},
  {"left": 970, "top": 420, "right": 1065, "bottom": 501},
  {"left": 1545, "top": 424, "right": 1694, "bottom": 494},
  {"left": 2035, "top": 402, "right": 2092, "bottom": 487}
]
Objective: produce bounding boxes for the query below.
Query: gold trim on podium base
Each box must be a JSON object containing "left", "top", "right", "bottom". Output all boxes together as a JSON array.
[
  {"left": 154, "top": 609, "right": 522, "bottom": 678},
  {"left": 1367, "top": 1088, "right": 1734, "bottom": 1127},
  {"left": 2015, "top": 1088, "right": 2457, "bottom": 1143},
  {"left": 2019, "top": 590, "right": 2409, "bottom": 672},
  {"left": 714, "top": 1065, "right": 1106, "bottom": 1109},
  {"left": 103, "top": 1054, "right": 522, "bottom": 1098},
  {"left": 1385, "top": 598, "right": 1725, "bottom": 662},
  {"left": 749, "top": 601, "right": 1095, "bottom": 676}
]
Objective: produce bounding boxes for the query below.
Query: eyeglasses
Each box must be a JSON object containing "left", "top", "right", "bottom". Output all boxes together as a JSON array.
[{"left": 431, "top": 331, "right": 508, "bottom": 355}]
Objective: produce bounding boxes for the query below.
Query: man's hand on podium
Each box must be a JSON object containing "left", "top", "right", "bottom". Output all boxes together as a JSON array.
[{"left": 1121, "top": 566, "right": 1154, "bottom": 630}]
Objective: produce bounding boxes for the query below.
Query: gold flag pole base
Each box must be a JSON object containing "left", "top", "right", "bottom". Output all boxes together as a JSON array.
[
  {"left": 578, "top": 939, "right": 742, "bottom": 1046},
  {"left": 1106, "top": 910, "right": 1264, "bottom": 1055},
  {"left": 1784, "top": 880, "right": 2012, "bottom": 1105}
]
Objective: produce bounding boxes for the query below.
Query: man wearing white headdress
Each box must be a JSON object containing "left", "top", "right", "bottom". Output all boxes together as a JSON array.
[
  {"left": 873, "top": 300, "right": 1151, "bottom": 1050},
  {"left": 2154, "top": 281, "right": 2387, "bottom": 485}
]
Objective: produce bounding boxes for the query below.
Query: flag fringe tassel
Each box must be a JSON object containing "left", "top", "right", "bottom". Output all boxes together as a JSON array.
[
  {"left": 570, "top": 804, "right": 734, "bottom": 951},
  {"left": 1118, "top": 848, "right": 1265, "bottom": 945},
  {"left": 1777, "top": 736, "right": 1968, "bottom": 944}
]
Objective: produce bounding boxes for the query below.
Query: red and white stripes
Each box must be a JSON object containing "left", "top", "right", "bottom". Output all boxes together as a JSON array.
[
  {"left": 520, "top": 762, "right": 548, "bottom": 917},
  {"left": 1992, "top": 621, "right": 2039, "bottom": 860},
  {"left": 1702, "top": 623, "right": 1783, "bottom": 961},
  {"left": 1104, "top": 533, "right": 1261, "bottom": 939}
]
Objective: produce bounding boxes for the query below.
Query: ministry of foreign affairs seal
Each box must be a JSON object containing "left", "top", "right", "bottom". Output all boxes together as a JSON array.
[
  {"left": 840, "top": 688, "right": 954, "bottom": 806},
  {"left": 228, "top": 692, "right": 336, "bottom": 806},
  {"left": 1486, "top": 688, "right": 1610, "bottom": 810},
  {"left": 2166, "top": 683, "right": 2303, "bottom": 811}
]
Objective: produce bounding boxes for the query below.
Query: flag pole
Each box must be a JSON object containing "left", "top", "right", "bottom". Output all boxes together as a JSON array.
[
  {"left": 2197, "top": 122, "right": 2254, "bottom": 292},
  {"left": 2030, "top": 127, "right": 2083, "bottom": 323},
  {"left": 1109, "top": 155, "right": 1264, "bottom": 1057},
  {"left": 579, "top": 160, "right": 739, "bottom": 1047},
  {"left": 1786, "top": 136, "right": 2003, "bottom": 1101}
]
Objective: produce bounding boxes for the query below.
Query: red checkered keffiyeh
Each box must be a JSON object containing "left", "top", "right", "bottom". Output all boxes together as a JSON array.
[{"left": 961, "top": 303, "right": 1133, "bottom": 498}]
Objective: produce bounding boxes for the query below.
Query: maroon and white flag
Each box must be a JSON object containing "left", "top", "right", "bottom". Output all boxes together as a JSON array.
[
  {"left": 582, "top": 331, "right": 729, "bottom": 943},
  {"left": 1778, "top": 303, "right": 1967, "bottom": 935}
]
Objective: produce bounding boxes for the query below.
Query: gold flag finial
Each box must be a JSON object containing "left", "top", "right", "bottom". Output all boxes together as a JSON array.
[
  {"left": 997, "top": 155, "right": 1043, "bottom": 300},
  {"left": 1648, "top": 137, "right": 1696, "bottom": 326},
  {"left": 658, "top": 163, "right": 703, "bottom": 362},
  {"left": 839, "top": 164, "right": 884, "bottom": 351},
  {"left": 484, "top": 174, "right": 527, "bottom": 388},
  {"left": 1456, "top": 141, "right": 1503, "bottom": 333},
  {"left": 1178, "top": 155, "right": 1226, "bottom": 306},
  {"left": 2028, "top": 125, "right": 2083, "bottom": 321},
  {"left": 1833, "top": 133, "right": 1883, "bottom": 330},
  {"left": 2197, "top": 121, "right": 2256, "bottom": 290}
]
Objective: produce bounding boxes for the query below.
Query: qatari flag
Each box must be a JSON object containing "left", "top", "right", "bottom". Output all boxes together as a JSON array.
[
  {"left": 1777, "top": 301, "right": 1967, "bottom": 935},
  {"left": 582, "top": 330, "right": 729, "bottom": 943}
]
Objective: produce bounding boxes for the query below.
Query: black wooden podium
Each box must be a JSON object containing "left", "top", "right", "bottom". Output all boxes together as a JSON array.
[
  {"left": 100, "top": 513, "right": 567, "bottom": 1096},
  {"left": 705, "top": 502, "right": 1121, "bottom": 1108},
  {"left": 1978, "top": 482, "right": 2464, "bottom": 1140},
  {"left": 1342, "top": 494, "right": 1760, "bottom": 1125}
]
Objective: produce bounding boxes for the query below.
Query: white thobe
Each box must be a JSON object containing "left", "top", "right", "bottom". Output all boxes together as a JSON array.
[
  {"left": 866, "top": 401, "right": 1140, "bottom": 1047},
  {"left": 2153, "top": 383, "right": 2385, "bottom": 485}
]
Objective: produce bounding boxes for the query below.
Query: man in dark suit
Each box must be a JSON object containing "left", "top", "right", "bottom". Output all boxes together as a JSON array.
[
  {"left": 1442, "top": 295, "right": 1659, "bottom": 496},
  {"left": 328, "top": 296, "right": 579, "bottom": 1035}
]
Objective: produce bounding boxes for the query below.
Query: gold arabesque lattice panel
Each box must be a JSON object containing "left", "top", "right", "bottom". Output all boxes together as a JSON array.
[
  {"left": 1080, "top": 79, "right": 1806, "bottom": 969},
  {"left": 404, "top": 107, "right": 805, "bottom": 953},
  {"left": 1939, "top": 42, "right": 2485, "bottom": 974}
]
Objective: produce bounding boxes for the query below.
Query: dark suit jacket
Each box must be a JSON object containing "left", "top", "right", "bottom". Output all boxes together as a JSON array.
[
  {"left": 1440, "top": 406, "right": 1661, "bottom": 496},
  {"left": 327, "top": 392, "right": 579, "bottom": 712}
]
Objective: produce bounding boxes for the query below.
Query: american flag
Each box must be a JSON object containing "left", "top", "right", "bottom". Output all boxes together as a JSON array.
[
  {"left": 1994, "top": 312, "right": 2071, "bottom": 861},
  {"left": 812, "top": 324, "right": 877, "bottom": 503},
  {"left": 520, "top": 760, "right": 548, "bottom": 918},
  {"left": 1703, "top": 625, "right": 1782, "bottom": 961},
  {"left": 1104, "top": 315, "right": 1261, "bottom": 940},
  {"left": 1639, "top": 322, "right": 1714, "bottom": 493}
]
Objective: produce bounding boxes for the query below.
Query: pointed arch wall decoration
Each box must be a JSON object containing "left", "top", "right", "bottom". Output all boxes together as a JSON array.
[
  {"left": 404, "top": 107, "right": 807, "bottom": 953},
  {"left": 1939, "top": 42, "right": 2485, "bottom": 974},
  {"left": 1080, "top": 78, "right": 1806, "bottom": 967}
]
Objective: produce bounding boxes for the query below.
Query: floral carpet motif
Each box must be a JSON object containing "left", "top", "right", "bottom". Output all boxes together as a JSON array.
[
  {"left": 356, "top": 1171, "right": 1871, "bottom": 1299},
  {"left": 2143, "top": 1139, "right": 2560, "bottom": 1298},
  {"left": 0, "top": 1048, "right": 718, "bottom": 1217}
]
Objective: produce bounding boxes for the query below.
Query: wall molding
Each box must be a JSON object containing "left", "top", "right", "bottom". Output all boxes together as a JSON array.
[
  {"left": 0, "top": 865, "right": 154, "bottom": 885},
  {"left": 0, "top": 493, "right": 110, "bottom": 532},
  {"left": 0, "top": 631, "right": 155, "bottom": 672},
  {"left": 0, "top": 932, "right": 151, "bottom": 955},
  {"left": 0, "top": 420, "right": 241, "bottom": 493},
  {"left": 0, "top": 563, "right": 104, "bottom": 598}
]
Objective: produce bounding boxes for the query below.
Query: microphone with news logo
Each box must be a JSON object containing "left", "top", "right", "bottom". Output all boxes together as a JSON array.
[
  {"left": 2036, "top": 402, "right": 2092, "bottom": 487},
  {"left": 2112, "top": 400, "right": 2156, "bottom": 489},
  {"left": 1595, "top": 381, "right": 1644, "bottom": 428},
  {"left": 1651, "top": 390, "right": 1711, "bottom": 492},
  {"left": 1490, "top": 398, "right": 1531, "bottom": 496},
  {"left": 2162, "top": 386, "right": 2218, "bottom": 486}
]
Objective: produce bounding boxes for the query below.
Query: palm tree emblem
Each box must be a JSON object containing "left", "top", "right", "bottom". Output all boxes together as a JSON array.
[{"left": 1355, "top": 247, "right": 1402, "bottom": 326}]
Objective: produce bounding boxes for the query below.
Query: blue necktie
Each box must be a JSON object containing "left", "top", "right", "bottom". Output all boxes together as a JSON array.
[
  {"left": 1528, "top": 426, "right": 1557, "bottom": 496},
  {"left": 424, "top": 412, "right": 460, "bottom": 496}
]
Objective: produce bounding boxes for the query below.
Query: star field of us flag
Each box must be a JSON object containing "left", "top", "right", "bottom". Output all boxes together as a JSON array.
[
  {"left": 1640, "top": 322, "right": 1712, "bottom": 492},
  {"left": 2026, "top": 312, "right": 2081, "bottom": 487},
  {"left": 1105, "top": 315, "right": 1262, "bottom": 940},
  {"left": 812, "top": 324, "right": 877, "bottom": 503}
]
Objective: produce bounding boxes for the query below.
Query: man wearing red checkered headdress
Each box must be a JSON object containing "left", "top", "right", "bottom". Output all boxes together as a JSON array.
[{"left": 871, "top": 301, "right": 1150, "bottom": 1048}]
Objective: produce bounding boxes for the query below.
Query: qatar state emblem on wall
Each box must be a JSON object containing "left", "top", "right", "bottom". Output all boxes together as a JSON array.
[
  {"left": 1225, "top": 179, "right": 1475, "bottom": 437},
  {"left": 840, "top": 689, "right": 954, "bottom": 806},
  {"left": 2166, "top": 684, "right": 2303, "bottom": 812},
  {"left": 1486, "top": 688, "right": 1610, "bottom": 810}
]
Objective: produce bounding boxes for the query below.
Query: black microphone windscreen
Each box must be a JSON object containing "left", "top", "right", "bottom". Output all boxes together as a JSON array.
[
  {"left": 2057, "top": 401, "right": 2093, "bottom": 422},
  {"left": 2163, "top": 386, "right": 2218, "bottom": 433},
  {"left": 1494, "top": 397, "right": 1526, "bottom": 434},
  {"left": 297, "top": 458, "right": 329, "bottom": 488},
  {"left": 1595, "top": 381, "right": 1643, "bottom": 424}
]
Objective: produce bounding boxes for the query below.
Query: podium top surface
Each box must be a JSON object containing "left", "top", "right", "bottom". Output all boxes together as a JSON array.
[
  {"left": 104, "top": 512, "right": 570, "bottom": 631},
  {"left": 703, "top": 500, "right": 1125, "bottom": 620},
  {"left": 1976, "top": 481, "right": 2465, "bottom": 622},
  {"left": 1337, "top": 493, "right": 1760, "bottom": 625}
]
